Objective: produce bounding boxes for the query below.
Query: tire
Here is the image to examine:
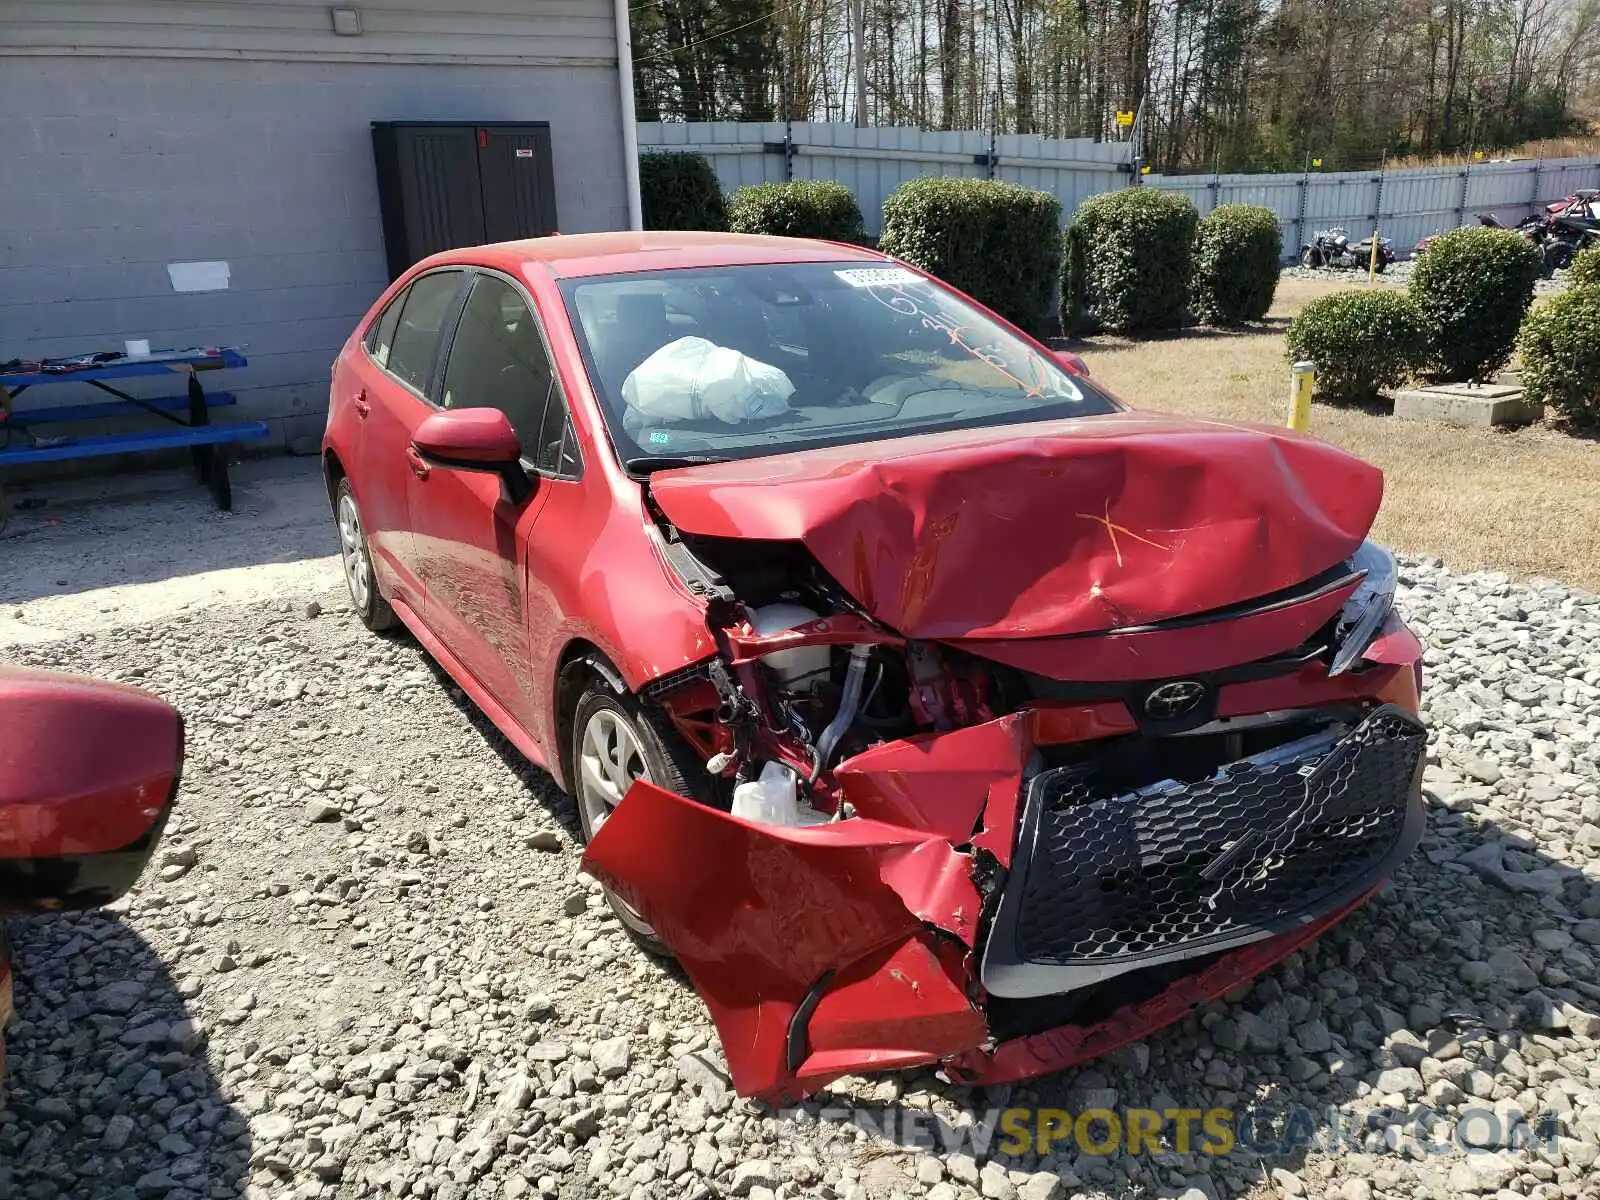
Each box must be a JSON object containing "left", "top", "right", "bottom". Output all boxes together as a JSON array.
[
  {"left": 334, "top": 478, "right": 395, "bottom": 632},
  {"left": 1543, "top": 242, "right": 1575, "bottom": 276},
  {"left": 571, "top": 679, "right": 714, "bottom": 956},
  {"left": 1300, "top": 246, "right": 1320, "bottom": 269}
]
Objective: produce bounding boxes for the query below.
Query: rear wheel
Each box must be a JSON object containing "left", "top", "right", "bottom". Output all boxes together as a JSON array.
[
  {"left": 572, "top": 680, "right": 713, "bottom": 956},
  {"left": 334, "top": 479, "right": 395, "bottom": 632}
]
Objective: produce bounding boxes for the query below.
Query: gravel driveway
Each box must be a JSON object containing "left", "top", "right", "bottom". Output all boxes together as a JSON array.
[{"left": 2, "top": 461, "right": 1598, "bottom": 1200}]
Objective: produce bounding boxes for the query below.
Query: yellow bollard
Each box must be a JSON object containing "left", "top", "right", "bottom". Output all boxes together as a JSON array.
[
  {"left": 1368, "top": 228, "right": 1381, "bottom": 282},
  {"left": 1288, "top": 361, "right": 1315, "bottom": 431}
]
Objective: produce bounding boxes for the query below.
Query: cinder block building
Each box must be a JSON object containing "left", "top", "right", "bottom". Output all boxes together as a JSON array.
[{"left": 1, "top": 0, "right": 642, "bottom": 449}]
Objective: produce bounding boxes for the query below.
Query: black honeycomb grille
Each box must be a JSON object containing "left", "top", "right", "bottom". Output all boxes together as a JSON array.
[{"left": 1009, "top": 706, "right": 1426, "bottom": 967}]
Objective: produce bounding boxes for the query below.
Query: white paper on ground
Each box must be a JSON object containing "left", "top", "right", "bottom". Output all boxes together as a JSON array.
[{"left": 166, "top": 261, "right": 231, "bottom": 293}]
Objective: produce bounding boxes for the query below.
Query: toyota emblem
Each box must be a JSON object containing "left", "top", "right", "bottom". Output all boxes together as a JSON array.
[{"left": 1144, "top": 680, "right": 1208, "bottom": 719}]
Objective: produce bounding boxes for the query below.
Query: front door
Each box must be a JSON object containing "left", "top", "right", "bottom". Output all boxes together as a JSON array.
[{"left": 406, "top": 271, "right": 565, "bottom": 721}]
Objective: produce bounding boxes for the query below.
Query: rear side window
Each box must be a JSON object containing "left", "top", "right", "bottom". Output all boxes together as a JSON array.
[{"left": 386, "top": 271, "right": 463, "bottom": 393}]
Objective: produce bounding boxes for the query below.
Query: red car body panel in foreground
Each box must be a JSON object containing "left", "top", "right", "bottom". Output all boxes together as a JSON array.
[
  {"left": 321, "top": 233, "right": 1427, "bottom": 1106},
  {"left": 0, "top": 667, "right": 182, "bottom": 1082}
]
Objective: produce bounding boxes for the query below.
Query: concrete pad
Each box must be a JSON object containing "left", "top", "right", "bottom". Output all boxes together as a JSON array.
[
  {"left": 1392, "top": 383, "right": 1543, "bottom": 428},
  {"left": 0, "top": 455, "right": 340, "bottom": 647}
]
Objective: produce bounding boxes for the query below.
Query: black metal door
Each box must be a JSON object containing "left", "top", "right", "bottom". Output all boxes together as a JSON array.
[
  {"left": 478, "top": 125, "right": 558, "bottom": 242},
  {"left": 373, "top": 124, "right": 487, "bottom": 278}
]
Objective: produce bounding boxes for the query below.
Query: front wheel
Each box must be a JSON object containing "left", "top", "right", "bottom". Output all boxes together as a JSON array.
[
  {"left": 572, "top": 682, "right": 713, "bottom": 956},
  {"left": 334, "top": 479, "right": 395, "bottom": 632},
  {"left": 1300, "top": 246, "right": 1321, "bottom": 269}
]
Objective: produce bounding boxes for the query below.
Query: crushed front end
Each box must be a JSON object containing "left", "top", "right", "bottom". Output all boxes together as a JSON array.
[{"left": 583, "top": 421, "right": 1428, "bottom": 1104}]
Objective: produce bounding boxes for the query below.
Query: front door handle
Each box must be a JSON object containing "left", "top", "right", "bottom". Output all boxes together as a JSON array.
[
  {"left": 405, "top": 446, "right": 431, "bottom": 480},
  {"left": 353, "top": 390, "right": 371, "bottom": 419}
]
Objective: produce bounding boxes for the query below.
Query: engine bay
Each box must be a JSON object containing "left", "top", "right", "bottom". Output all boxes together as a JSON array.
[{"left": 642, "top": 515, "right": 1366, "bottom": 827}]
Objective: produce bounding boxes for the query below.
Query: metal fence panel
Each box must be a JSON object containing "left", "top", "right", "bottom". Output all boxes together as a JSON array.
[{"left": 638, "top": 123, "right": 1599, "bottom": 254}]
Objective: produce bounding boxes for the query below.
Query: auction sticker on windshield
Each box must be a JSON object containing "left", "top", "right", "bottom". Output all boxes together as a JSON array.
[{"left": 835, "top": 267, "right": 922, "bottom": 289}]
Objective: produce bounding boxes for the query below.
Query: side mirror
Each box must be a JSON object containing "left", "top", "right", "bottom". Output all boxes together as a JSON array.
[
  {"left": 1053, "top": 350, "right": 1090, "bottom": 376},
  {"left": 0, "top": 667, "right": 182, "bottom": 913},
  {"left": 413, "top": 408, "right": 532, "bottom": 504}
]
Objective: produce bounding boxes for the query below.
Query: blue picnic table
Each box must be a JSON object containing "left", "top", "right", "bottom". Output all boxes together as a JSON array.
[{"left": 0, "top": 346, "right": 268, "bottom": 512}]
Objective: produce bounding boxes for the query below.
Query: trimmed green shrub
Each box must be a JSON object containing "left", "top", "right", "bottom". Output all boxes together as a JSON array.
[
  {"left": 727, "top": 181, "right": 865, "bottom": 243},
  {"left": 1060, "top": 221, "right": 1088, "bottom": 334},
  {"left": 1407, "top": 225, "right": 1541, "bottom": 382},
  {"left": 639, "top": 152, "right": 728, "bottom": 231},
  {"left": 1569, "top": 244, "right": 1600, "bottom": 289},
  {"left": 879, "top": 177, "right": 1062, "bottom": 334},
  {"left": 1517, "top": 290, "right": 1600, "bottom": 426},
  {"left": 1192, "top": 204, "right": 1282, "bottom": 325},
  {"left": 1285, "top": 290, "right": 1428, "bottom": 403},
  {"left": 1068, "top": 188, "right": 1198, "bottom": 332}
]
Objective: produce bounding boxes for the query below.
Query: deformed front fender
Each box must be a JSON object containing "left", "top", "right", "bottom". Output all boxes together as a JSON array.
[{"left": 581, "top": 780, "right": 988, "bottom": 1103}]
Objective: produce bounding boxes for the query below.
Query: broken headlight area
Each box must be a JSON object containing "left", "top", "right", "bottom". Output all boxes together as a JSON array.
[
  {"left": 1328, "top": 540, "right": 1399, "bottom": 676},
  {"left": 641, "top": 531, "right": 1006, "bottom": 822}
]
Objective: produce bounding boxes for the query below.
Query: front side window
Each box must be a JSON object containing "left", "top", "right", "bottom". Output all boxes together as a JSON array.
[
  {"left": 558, "top": 262, "right": 1117, "bottom": 472},
  {"left": 440, "top": 275, "right": 556, "bottom": 446},
  {"left": 386, "top": 271, "right": 463, "bottom": 393}
]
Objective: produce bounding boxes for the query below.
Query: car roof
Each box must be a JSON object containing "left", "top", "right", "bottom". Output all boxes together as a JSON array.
[{"left": 421, "top": 231, "right": 892, "bottom": 280}]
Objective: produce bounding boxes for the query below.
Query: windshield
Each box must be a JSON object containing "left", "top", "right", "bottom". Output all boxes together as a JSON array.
[{"left": 557, "top": 261, "right": 1118, "bottom": 470}]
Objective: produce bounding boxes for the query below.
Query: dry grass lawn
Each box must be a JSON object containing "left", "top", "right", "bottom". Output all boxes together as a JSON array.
[{"left": 1074, "top": 277, "right": 1600, "bottom": 593}]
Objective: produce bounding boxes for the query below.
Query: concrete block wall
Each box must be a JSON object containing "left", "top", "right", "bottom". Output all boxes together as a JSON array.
[{"left": 0, "top": 56, "right": 629, "bottom": 450}]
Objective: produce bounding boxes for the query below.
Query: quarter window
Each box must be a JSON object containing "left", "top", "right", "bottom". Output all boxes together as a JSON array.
[{"left": 367, "top": 295, "right": 404, "bottom": 368}]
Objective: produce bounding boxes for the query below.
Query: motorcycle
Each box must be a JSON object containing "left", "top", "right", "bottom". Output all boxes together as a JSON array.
[
  {"left": 1300, "top": 227, "right": 1396, "bottom": 271},
  {"left": 1540, "top": 211, "right": 1600, "bottom": 275},
  {"left": 1545, "top": 188, "right": 1599, "bottom": 219},
  {"left": 1481, "top": 208, "right": 1600, "bottom": 275}
]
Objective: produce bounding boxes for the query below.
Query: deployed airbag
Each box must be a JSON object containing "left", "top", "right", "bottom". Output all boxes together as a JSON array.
[{"left": 622, "top": 336, "right": 793, "bottom": 425}]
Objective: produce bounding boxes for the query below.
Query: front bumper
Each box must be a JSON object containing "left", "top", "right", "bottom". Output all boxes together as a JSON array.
[{"left": 585, "top": 653, "right": 1426, "bottom": 1103}]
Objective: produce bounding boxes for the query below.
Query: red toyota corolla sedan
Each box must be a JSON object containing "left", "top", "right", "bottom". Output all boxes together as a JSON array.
[{"left": 322, "top": 232, "right": 1426, "bottom": 1104}]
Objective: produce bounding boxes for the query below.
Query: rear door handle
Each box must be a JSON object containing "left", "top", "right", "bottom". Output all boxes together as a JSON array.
[
  {"left": 353, "top": 390, "right": 371, "bottom": 419},
  {"left": 405, "top": 445, "right": 431, "bottom": 480}
]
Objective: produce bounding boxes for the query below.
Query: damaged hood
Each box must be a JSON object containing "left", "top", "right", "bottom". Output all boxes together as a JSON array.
[{"left": 647, "top": 412, "right": 1382, "bottom": 640}]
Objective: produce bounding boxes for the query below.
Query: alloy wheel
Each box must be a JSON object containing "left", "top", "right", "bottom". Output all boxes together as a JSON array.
[
  {"left": 577, "top": 706, "right": 655, "bottom": 932},
  {"left": 337, "top": 490, "right": 372, "bottom": 611}
]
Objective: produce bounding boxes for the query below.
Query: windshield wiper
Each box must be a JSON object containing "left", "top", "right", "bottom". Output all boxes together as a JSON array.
[{"left": 624, "top": 454, "right": 727, "bottom": 475}]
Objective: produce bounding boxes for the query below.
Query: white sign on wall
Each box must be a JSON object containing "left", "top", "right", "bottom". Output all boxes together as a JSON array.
[{"left": 167, "top": 261, "right": 231, "bottom": 293}]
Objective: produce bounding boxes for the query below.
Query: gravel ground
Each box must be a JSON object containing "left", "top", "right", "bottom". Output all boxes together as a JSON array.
[
  {"left": 3, "top": 542, "right": 1600, "bottom": 1199},
  {"left": 1279, "top": 258, "right": 1576, "bottom": 294}
]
